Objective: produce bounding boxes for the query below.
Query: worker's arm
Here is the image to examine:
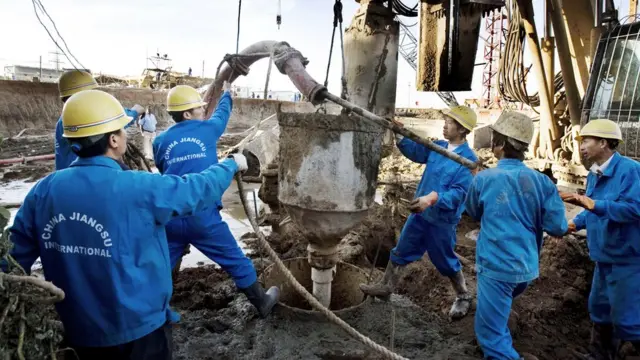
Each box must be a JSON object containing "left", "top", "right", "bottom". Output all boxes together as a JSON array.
[
  {"left": 434, "top": 165, "right": 473, "bottom": 211},
  {"left": 207, "top": 84, "right": 233, "bottom": 139},
  {"left": 54, "top": 118, "right": 64, "bottom": 170},
  {"left": 396, "top": 137, "right": 432, "bottom": 164},
  {"left": 463, "top": 176, "right": 483, "bottom": 221},
  {"left": 5, "top": 189, "right": 40, "bottom": 274},
  {"left": 124, "top": 108, "right": 140, "bottom": 129},
  {"left": 541, "top": 180, "right": 569, "bottom": 236},
  {"left": 590, "top": 168, "right": 640, "bottom": 223},
  {"left": 145, "top": 157, "right": 241, "bottom": 225},
  {"left": 572, "top": 210, "right": 587, "bottom": 231}
]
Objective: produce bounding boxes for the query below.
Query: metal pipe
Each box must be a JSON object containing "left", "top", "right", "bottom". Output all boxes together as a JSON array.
[
  {"left": 0, "top": 154, "right": 54, "bottom": 166},
  {"left": 550, "top": 0, "right": 582, "bottom": 128},
  {"left": 515, "top": 0, "right": 559, "bottom": 143},
  {"left": 595, "top": 0, "right": 602, "bottom": 26},
  {"left": 203, "top": 41, "right": 326, "bottom": 118},
  {"left": 204, "top": 40, "right": 475, "bottom": 170},
  {"left": 320, "top": 90, "right": 478, "bottom": 170}
]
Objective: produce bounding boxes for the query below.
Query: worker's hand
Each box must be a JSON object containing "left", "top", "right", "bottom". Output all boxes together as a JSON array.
[
  {"left": 409, "top": 191, "right": 439, "bottom": 213},
  {"left": 567, "top": 220, "right": 576, "bottom": 234},
  {"left": 223, "top": 81, "right": 232, "bottom": 93},
  {"left": 228, "top": 153, "right": 248, "bottom": 173},
  {"left": 559, "top": 192, "right": 595, "bottom": 211},
  {"left": 394, "top": 133, "right": 404, "bottom": 143},
  {"left": 131, "top": 104, "right": 145, "bottom": 117}
]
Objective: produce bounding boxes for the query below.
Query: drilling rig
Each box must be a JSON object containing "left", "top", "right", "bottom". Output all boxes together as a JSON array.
[{"left": 349, "top": 0, "right": 639, "bottom": 190}]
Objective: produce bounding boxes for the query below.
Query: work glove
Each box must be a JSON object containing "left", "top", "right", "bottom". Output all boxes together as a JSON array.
[
  {"left": 559, "top": 191, "right": 595, "bottom": 211},
  {"left": 223, "top": 80, "right": 232, "bottom": 93},
  {"left": 409, "top": 191, "right": 439, "bottom": 213},
  {"left": 567, "top": 220, "right": 576, "bottom": 234},
  {"left": 228, "top": 153, "right": 248, "bottom": 173}
]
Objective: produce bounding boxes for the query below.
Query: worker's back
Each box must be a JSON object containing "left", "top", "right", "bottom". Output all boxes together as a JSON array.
[
  {"left": 465, "top": 159, "right": 567, "bottom": 283},
  {"left": 9, "top": 156, "right": 181, "bottom": 347}
]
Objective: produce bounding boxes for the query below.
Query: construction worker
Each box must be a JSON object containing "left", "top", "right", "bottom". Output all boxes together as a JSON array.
[
  {"left": 138, "top": 108, "right": 157, "bottom": 160},
  {"left": 464, "top": 111, "right": 568, "bottom": 360},
  {"left": 561, "top": 119, "right": 640, "bottom": 359},
  {"left": 55, "top": 70, "right": 144, "bottom": 170},
  {"left": 360, "top": 106, "right": 478, "bottom": 320},
  {"left": 152, "top": 83, "right": 280, "bottom": 318},
  {"left": 6, "top": 89, "right": 248, "bottom": 359}
]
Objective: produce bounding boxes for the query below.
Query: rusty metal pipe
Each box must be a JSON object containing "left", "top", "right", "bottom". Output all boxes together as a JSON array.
[
  {"left": 204, "top": 40, "right": 475, "bottom": 169},
  {"left": 0, "top": 154, "right": 54, "bottom": 166},
  {"left": 203, "top": 41, "right": 326, "bottom": 118},
  {"left": 549, "top": 0, "right": 582, "bottom": 127},
  {"left": 516, "top": 0, "right": 559, "bottom": 142}
]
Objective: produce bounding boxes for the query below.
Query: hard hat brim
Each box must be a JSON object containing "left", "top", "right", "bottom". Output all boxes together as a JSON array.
[
  {"left": 59, "top": 82, "right": 99, "bottom": 98},
  {"left": 63, "top": 115, "right": 133, "bottom": 138},
  {"left": 575, "top": 133, "right": 623, "bottom": 143},
  {"left": 442, "top": 109, "right": 474, "bottom": 131},
  {"left": 167, "top": 101, "right": 208, "bottom": 112}
]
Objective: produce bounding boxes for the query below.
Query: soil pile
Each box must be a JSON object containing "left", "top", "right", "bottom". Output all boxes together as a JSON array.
[{"left": 0, "top": 135, "right": 54, "bottom": 160}]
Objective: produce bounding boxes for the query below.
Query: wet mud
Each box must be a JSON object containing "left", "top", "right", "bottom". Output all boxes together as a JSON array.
[
  {"left": 1, "top": 116, "right": 626, "bottom": 360},
  {"left": 171, "top": 185, "right": 612, "bottom": 360}
]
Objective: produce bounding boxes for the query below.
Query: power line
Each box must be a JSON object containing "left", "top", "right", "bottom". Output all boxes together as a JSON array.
[
  {"left": 35, "top": 0, "right": 85, "bottom": 69},
  {"left": 30, "top": 0, "right": 85, "bottom": 70}
]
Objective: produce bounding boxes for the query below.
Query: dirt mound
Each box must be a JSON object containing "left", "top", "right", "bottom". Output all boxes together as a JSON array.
[
  {"left": 0, "top": 135, "right": 54, "bottom": 159},
  {"left": 395, "top": 229, "right": 596, "bottom": 359}
]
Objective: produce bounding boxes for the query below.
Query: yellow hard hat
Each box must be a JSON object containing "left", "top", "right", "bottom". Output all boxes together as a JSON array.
[
  {"left": 58, "top": 70, "right": 98, "bottom": 98},
  {"left": 62, "top": 90, "right": 132, "bottom": 138},
  {"left": 576, "top": 119, "right": 623, "bottom": 142},
  {"left": 443, "top": 106, "right": 477, "bottom": 131},
  {"left": 167, "top": 85, "right": 207, "bottom": 112}
]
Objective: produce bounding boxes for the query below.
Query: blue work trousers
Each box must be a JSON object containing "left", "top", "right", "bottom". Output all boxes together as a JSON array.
[
  {"left": 475, "top": 274, "right": 529, "bottom": 360},
  {"left": 166, "top": 209, "right": 257, "bottom": 289},
  {"left": 390, "top": 213, "right": 461, "bottom": 277},
  {"left": 589, "top": 262, "right": 640, "bottom": 341}
]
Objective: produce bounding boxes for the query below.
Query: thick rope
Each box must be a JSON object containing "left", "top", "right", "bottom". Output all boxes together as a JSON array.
[{"left": 234, "top": 176, "right": 409, "bottom": 360}]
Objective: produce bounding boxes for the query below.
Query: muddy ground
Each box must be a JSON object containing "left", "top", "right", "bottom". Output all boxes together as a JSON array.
[{"left": 1, "top": 131, "right": 631, "bottom": 360}]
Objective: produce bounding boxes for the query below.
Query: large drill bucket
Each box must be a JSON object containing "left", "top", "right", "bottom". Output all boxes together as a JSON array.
[
  {"left": 277, "top": 112, "right": 384, "bottom": 250},
  {"left": 417, "top": 0, "right": 504, "bottom": 92}
]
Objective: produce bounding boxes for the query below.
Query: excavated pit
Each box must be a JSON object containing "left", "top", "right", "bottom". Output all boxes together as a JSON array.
[{"left": 260, "top": 257, "right": 370, "bottom": 315}]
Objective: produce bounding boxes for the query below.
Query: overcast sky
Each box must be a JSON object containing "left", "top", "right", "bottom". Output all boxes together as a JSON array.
[{"left": 0, "top": 0, "right": 633, "bottom": 108}]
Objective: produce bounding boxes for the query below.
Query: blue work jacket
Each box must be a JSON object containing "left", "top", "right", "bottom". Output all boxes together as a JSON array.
[
  {"left": 153, "top": 91, "right": 232, "bottom": 211},
  {"left": 465, "top": 159, "right": 568, "bottom": 283},
  {"left": 397, "top": 138, "right": 477, "bottom": 224},
  {"left": 55, "top": 108, "right": 139, "bottom": 170},
  {"left": 573, "top": 152, "right": 640, "bottom": 264},
  {"left": 8, "top": 155, "right": 238, "bottom": 347}
]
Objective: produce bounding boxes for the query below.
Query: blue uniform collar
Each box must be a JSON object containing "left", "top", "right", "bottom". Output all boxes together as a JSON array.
[
  {"left": 443, "top": 141, "right": 470, "bottom": 155},
  {"left": 598, "top": 152, "right": 621, "bottom": 178},
  {"left": 497, "top": 158, "right": 525, "bottom": 167},
  {"left": 69, "top": 156, "right": 123, "bottom": 170}
]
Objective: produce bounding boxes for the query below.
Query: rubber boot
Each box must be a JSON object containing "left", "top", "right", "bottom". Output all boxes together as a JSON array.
[
  {"left": 240, "top": 281, "right": 280, "bottom": 318},
  {"left": 581, "top": 323, "right": 620, "bottom": 360},
  {"left": 448, "top": 270, "right": 472, "bottom": 320},
  {"left": 359, "top": 261, "right": 404, "bottom": 299}
]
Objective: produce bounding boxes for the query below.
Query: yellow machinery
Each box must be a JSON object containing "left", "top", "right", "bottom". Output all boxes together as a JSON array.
[{"left": 348, "top": 0, "right": 637, "bottom": 190}]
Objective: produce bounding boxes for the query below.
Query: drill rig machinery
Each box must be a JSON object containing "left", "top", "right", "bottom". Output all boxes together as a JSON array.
[{"left": 408, "top": 0, "right": 639, "bottom": 190}]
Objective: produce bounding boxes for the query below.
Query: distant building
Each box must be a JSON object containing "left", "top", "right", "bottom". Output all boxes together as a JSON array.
[{"left": 3, "top": 65, "right": 64, "bottom": 82}]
